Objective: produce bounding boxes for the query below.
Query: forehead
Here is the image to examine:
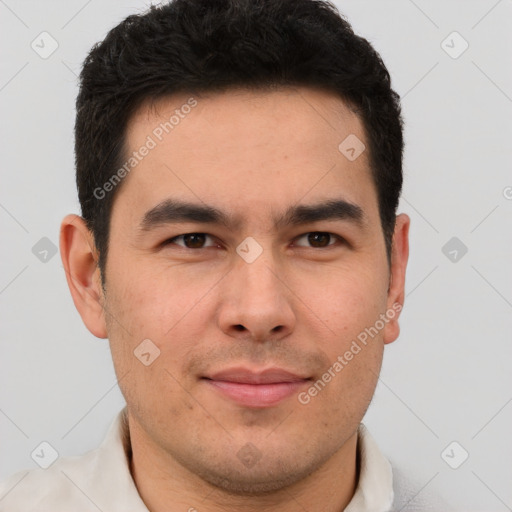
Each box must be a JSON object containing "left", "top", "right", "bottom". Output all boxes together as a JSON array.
[
  {"left": 128, "top": 87, "right": 364, "bottom": 150},
  {"left": 114, "top": 87, "right": 378, "bottom": 229}
]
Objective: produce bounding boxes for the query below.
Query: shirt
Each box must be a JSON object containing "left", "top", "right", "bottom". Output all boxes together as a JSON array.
[{"left": 0, "top": 408, "right": 446, "bottom": 511}]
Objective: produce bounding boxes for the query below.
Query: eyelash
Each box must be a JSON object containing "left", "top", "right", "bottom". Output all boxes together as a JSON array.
[{"left": 162, "top": 232, "right": 346, "bottom": 250}]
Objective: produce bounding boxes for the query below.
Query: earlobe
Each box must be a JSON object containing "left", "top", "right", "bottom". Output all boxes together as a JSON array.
[
  {"left": 383, "top": 213, "right": 410, "bottom": 345},
  {"left": 59, "top": 214, "right": 108, "bottom": 339}
]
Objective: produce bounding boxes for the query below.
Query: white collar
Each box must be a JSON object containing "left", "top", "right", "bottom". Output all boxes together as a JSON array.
[{"left": 111, "top": 408, "right": 394, "bottom": 511}]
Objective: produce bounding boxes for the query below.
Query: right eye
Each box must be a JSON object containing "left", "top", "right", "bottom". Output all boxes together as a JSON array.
[{"left": 162, "top": 233, "right": 219, "bottom": 249}]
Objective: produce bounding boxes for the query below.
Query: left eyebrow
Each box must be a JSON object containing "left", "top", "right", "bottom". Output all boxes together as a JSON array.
[
  {"left": 137, "top": 197, "right": 367, "bottom": 233},
  {"left": 274, "top": 198, "right": 367, "bottom": 230}
]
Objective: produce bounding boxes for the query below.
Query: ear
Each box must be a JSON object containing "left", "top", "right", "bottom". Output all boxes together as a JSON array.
[
  {"left": 383, "top": 213, "right": 410, "bottom": 345},
  {"left": 59, "top": 214, "right": 108, "bottom": 339}
]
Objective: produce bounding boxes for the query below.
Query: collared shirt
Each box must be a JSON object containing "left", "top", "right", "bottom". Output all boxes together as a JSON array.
[{"left": 0, "top": 408, "right": 445, "bottom": 511}]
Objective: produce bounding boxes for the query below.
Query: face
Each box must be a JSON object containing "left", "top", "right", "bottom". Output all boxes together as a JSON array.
[{"left": 95, "top": 87, "right": 406, "bottom": 493}]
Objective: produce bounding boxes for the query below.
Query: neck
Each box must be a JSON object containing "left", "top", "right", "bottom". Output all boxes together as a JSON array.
[{"left": 127, "top": 415, "right": 360, "bottom": 512}]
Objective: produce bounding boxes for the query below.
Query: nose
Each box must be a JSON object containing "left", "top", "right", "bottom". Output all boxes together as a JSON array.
[{"left": 216, "top": 249, "right": 296, "bottom": 343}]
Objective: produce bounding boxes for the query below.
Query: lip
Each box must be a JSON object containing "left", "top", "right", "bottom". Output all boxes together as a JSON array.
[
  {"left": 202, "top": 367, "right": 311, "bottom": 408},
  {"left": 207, "top": 367, "right": 309, "bottom": 384}
]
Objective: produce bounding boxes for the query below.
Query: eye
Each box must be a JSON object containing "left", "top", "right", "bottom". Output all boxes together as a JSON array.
[
  {"left": 162, "top": 231, "right": 345, "bottom": 251},
  {"left": 293, "top": 232, "right": 344, "bottom": 249},
  {"left": 164, "top": 233, "right": 218, "bottom": 249}
]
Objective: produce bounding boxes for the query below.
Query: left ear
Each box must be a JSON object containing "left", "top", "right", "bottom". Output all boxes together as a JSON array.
[{"left": 383, "top": 213, "right": 410, "bottom": 345}]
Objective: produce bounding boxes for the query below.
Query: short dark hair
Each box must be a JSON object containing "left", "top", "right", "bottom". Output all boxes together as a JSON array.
[{"left": 75, "top": 0, "right": 403, "bottom": 283}]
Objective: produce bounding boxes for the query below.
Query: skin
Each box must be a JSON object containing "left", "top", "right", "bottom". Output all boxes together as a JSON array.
[{"left": 60, "top": 86, "right": 409, "bottom": 512}]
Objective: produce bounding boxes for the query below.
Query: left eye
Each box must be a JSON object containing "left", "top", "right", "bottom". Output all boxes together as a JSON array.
[{"left": 293, "top": 232, "right": 343, "bottom": 248}]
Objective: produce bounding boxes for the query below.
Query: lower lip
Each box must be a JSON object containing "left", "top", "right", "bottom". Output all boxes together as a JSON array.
[{"left": 203, "top": 379, "right": 309, "bottom": 408}]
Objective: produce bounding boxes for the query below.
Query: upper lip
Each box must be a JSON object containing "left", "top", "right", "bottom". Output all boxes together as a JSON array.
[{"left": 204, "top": 367, "right": 311, "bottom": 384}]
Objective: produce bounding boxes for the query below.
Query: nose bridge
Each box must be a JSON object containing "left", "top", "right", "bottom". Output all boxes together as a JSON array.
[
  {"left": 217, "top": 238, "right": 295, "bottom": 339},
  {"left": 234, "top": 239, "right": 284, "bottom": 306}
]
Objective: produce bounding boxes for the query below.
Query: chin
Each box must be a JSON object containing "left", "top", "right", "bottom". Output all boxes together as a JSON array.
[{"left": 179, "top": 446, "right": 330, "bottom": 497}]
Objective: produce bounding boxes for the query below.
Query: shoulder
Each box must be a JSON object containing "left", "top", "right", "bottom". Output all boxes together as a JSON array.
[
  {"left": 0, "top": 408, "right": 146, "bottom": 512},
  {"left": 356, "top": 423, "right": 453, "bottom": 511},
  {"left": 390, "top": 462, "right": 455, "bottom": 511},
  {"left": 0, "top": 448, "right": 103, "bottom": 512}
]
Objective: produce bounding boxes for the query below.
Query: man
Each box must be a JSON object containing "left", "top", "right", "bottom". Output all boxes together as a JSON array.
[{"left": 0, "top": 0, "right": 446, "bottom": 510}]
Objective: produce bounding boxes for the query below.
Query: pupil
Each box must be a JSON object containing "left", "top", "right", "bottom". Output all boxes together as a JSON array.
[
  {"left": 309, "top": 232, "right": 330, "bottom": 247},
  {"left": 184, "top": 234, "right": 205, "bottom": 248},
  {"left": 181, "top": 233, "right": 331, "bottom": 249}
]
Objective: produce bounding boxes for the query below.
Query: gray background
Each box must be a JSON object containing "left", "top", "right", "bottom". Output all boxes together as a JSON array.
[{"left": 1, "top": 0, "right": 511, "bottom": 510}]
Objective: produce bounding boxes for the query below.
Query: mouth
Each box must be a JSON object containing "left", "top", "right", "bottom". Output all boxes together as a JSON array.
[{"left": 201, "top": 367, "right": 312, "bottom": 408}]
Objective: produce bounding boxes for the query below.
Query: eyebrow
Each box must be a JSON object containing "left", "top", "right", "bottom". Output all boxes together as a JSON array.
[{"left": 138, "top": 198, "right": 366, "bottom": 232}]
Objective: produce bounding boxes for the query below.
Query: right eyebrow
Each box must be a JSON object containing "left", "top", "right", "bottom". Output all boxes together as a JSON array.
[{"left": 138, "top": 199, "right": 242, "bottom": 232}]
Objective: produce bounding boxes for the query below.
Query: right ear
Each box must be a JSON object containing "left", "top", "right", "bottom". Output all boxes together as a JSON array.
[{"left": 59, "top": 214, "right": 108, "bottom": 338}]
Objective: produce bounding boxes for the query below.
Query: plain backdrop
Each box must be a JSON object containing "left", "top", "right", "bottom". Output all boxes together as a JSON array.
[{"left": 1, "top": 1, "right": 511, "bottom": 510}]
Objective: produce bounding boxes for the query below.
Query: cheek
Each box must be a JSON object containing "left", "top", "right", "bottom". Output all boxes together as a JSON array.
[
  {"left": 304, "top": 262, "right": 388, "bottom": 336},
  {"left": 299, "top": 263, "right": 387, "bottom": 398},
  {"left": 104, "top": 259, "right": 218, "bottom": 376},
  {"left": 106, "top": 257, "right": 194, "bottom": 332}
]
